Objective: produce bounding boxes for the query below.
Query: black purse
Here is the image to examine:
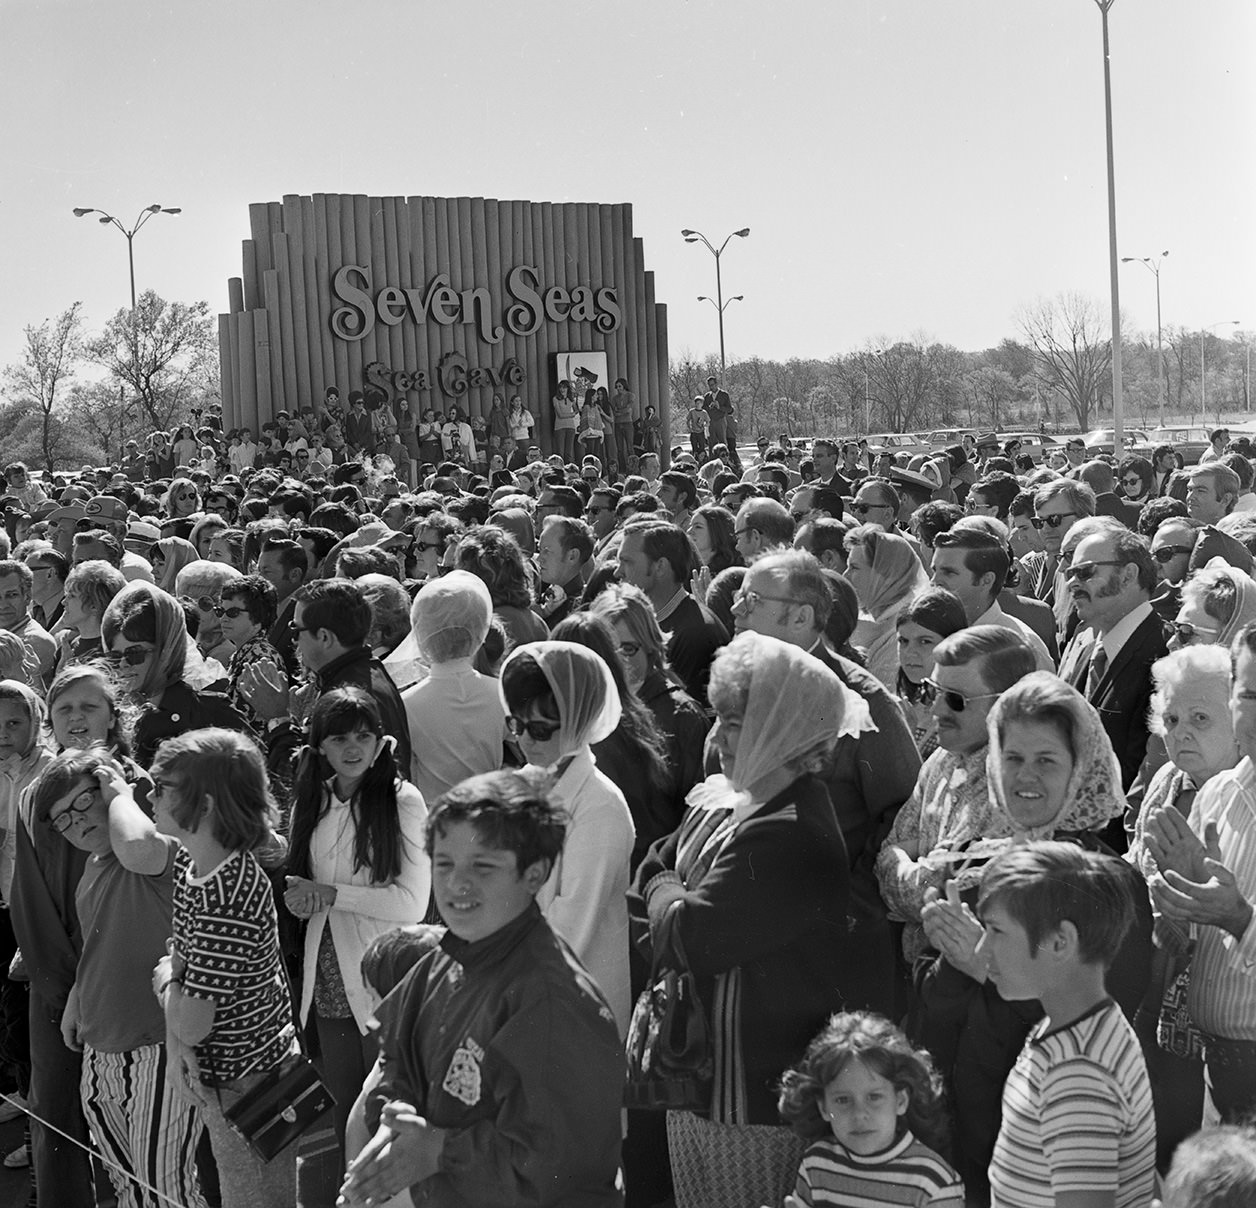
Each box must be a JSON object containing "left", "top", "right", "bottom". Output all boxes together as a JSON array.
[
  {"left": 221, "top": 1049, "right": 336, "bottom": 1161},
  {"left": 624, "top": 901, "right": 713, "bottom": 1112}
]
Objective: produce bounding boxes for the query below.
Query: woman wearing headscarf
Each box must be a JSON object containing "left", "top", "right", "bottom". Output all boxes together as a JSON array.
[
  {"left": 149, "top": 535, "right": 198, "bottom": 596},
  {"left": 100, "top": 582, "right": 250, "bottom": 767},
  {"left": 629, "top": 632, "right": 873, "bottom": 1208},
  {"left": 400, "top": 571, "right": 507, "bottom": 802},
  {"left": 500, "top": 641, "right": 635, "bottom": 1033},
  {"left": 1170, "top": 559, "right": 1256, "bottom": 651},
  {"left": 911, "top": 672, "right": 1153, "bottom": 1196},
  {"left": 843, "top": 524, "right": 931, "bottom": 690}
]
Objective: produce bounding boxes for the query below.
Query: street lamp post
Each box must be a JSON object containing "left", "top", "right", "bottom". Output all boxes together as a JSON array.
[
  {"left": 863, "top": 346, "right": 885, "bottom": 435},
  {"left": 1200, "top": 320, "right": 1241, "bottom": 419},
  {"left": 1121, "top": 251, "right": 1169, "bottom": 427},
  {"left": 72, "top": 204, "right": 182, "bottom": 309},
  {"left": 1095, "top": 0, "right": 1124, "bottom": 453},
  {"left": 681, "top": 227, "right": 750, "bottom": 372}
]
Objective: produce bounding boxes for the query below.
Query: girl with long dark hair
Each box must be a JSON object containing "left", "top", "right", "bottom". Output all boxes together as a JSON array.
[{"left": 285, "top": 687, "right": 429, "bottom": 1158}]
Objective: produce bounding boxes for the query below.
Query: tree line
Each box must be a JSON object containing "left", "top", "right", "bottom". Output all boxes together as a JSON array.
[{"left": 669, "top": 293, "right": 1254, "bottom": 442}]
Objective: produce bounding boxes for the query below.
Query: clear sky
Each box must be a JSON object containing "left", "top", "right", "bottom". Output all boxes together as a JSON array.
[{"left": 2, "top": 0, "right": 1253, "bottom": 382}]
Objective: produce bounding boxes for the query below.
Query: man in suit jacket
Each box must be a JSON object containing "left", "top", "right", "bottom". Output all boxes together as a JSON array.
[
  {"left": 1058, "top": 525, "right": 1170, "bottom": 808},
  {"left": 1080, "top": 459, "right": 1141, "bottom": 528}
]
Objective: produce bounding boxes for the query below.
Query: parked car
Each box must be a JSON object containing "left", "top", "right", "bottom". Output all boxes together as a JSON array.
[
  {"left": 998, "top": 431, "right": 1062, "bottom": 463},
  {"left": 1084, "top": 428, "right": 1149, "bottom": 457},
  {"left": 866, "top": 432, "right": 933, "bottom": 459},
  {"left": 925, "top": 428, "right": 976, "bottom": 451},
  {"left": 1132, "top": 426, "right": 1213, "bottom": 466}
]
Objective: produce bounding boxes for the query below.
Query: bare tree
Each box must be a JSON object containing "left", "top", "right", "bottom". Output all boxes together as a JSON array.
[
  {"left": 1018, "top": 293, "right": 1112, "bottom": 431},
  {"left": 85, "top": 291, "right": 217, "bottom": 431},
  {"left": 2, "top": 302, "right": 85, "bottom": 470}
]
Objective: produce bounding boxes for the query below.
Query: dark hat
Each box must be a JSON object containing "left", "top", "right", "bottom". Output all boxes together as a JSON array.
[{"left": 976, "top": 432, "right": 999, "bottom": 449}]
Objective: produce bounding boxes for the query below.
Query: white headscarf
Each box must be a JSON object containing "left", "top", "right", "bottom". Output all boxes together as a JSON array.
[
  {"left": 693, "top": 631, "right": 875, "bottom": 819},
  {"left": 1200, "top": 557, "right": 1256, "bottom": 647},
  {"left": 501, "top": 640, "right": 622, "bottom": 757},
  {"left": 858, "top": 530, "right": 930, "bottom": 620}
]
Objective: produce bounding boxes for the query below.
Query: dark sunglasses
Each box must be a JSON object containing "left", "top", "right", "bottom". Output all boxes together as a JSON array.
[
  {"left": 1171, "top": 620, "right": 1219, "bottom": 644},
  {"left": 851, "top": 501, "right": 890, "bottom": 515},
  {"left": 411, "top": 540, "right": 442, "bottom": 554},
  {"left": 106, "top": 645, "right": 152, "bottom": 667},
  {"left": 1152, "top": 545, "right": 1194, "bottom": 565},
  {"left": 505, "top": 715, "right": 562, "bottom": 742},
  {"left": 921, "top": 678, "right": 1001, "bottom": 713},
  {"left": 1064, "top": 559, "right": 1125, "bottom": 584},
  {"left": 1029, "top": 511, "right": 1078, "bottom": 530},
  {"left": 212, "top": 605, "right": 249, "bottom": 619},
  {"left": 288, "top": 622, "right": 313, "bottom": 638}
]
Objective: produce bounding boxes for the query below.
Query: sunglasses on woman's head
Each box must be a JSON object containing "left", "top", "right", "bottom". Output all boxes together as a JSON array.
[{"left": 505, "top": 715, "right": 562, "bottom": 742}]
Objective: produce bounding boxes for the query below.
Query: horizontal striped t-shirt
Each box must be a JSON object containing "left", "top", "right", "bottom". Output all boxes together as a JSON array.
[
  {"left": 172, "top": 847, "right": 294, "bottom": 1086},
  {"left": 795, "top": 1131, "right": 964, "bottom": 1206},
  {"left": 989, "top": 999, "right": 1155, "bottom": 1208}
]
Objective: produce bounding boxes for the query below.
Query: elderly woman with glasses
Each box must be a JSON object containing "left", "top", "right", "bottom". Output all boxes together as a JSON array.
[
  {"left": 100, "top": 582, "right": 250, "bottom": 767},
  {"left": 499, "top": 641, "right": 635, "bottom": 1034},
  {"left": 629, "top": 631, "right": 873, "bottom": 1208},
  {"left": 174, "top": 559, "right": 244, "bottom": 673},
  {"left": 1170, "top": 561, "right": 1256, "bottom": 650},
  {"left": 843, "top": 523, "right": 930, "bottom": 690}
]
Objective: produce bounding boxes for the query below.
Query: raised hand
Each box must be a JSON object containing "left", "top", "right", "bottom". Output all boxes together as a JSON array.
[
  {"left": 1143, "top": 804, "right": 1209, "bottom": 882},
  {"left": 1149, "top": 822, "right": 1254, "bottom": 941}
]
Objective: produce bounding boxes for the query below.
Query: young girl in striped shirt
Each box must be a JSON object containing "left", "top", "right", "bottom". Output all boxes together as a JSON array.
[{"left": 773, "top": 1011, "right": 963, "bottom": 1208}]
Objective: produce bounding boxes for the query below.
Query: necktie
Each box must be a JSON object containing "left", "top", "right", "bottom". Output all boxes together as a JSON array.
[{"left": 1087, "top": 644, "right": 1108, "bottom": 695}]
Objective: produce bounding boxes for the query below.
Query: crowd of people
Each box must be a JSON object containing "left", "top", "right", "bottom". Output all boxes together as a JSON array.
[{"left": 0, "top": 400, "right": 1250, "bottom": 1208}]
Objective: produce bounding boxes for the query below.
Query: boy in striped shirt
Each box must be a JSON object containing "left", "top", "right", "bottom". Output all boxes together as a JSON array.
[{"left": 978, "top": 842, "right": 1155, "bottom": 1208}]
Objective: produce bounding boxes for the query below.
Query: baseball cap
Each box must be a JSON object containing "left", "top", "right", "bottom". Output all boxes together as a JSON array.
[{"left": 85, "top": 496, "right": 129, "bottom": 524}]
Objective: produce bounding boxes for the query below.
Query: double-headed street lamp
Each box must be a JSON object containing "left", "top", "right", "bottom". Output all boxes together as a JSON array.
[
  {"left": 681, "top": 227, "right": 749, "bottom": 373},
  {"left": 1121, "top": 251, "right": 1169, "bottom": 426},
  {"left": 1200, "top": 319, "right": 1241, "bottom": 417},
  {"left": 72, "top": 204, "right": 182, "bottom": 309}
]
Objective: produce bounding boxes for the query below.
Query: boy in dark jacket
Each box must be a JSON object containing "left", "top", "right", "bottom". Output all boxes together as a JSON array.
[{"left": 340, "top": 770, "right": 625, "bottom": 1208}]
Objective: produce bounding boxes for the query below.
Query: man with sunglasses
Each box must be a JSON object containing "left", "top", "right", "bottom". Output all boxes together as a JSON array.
[
  {"left": 1019, "top": 479, "right": 1097, "bottom": 643},
  {"left": 1059, "top": 525, "right": 1170, "bottom": 795},
  {"left": 850, "top": 479, "right": 901, "bottom": 533},
  {"left": 876, "top": 626, "right": 1037, "bottom": 962}
]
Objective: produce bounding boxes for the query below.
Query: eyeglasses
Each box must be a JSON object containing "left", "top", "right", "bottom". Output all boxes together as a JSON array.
[
  {"left": 412, "top": 540, "right": 442, "bottom": 554},
  {"left": 1121, "top": 476, "right": 1144, "bottom": 489},
  {"left": 505, "top": 715, "right": 562, "bottom": 742},
  {"left": 585, "top": 504, "right": 609, "bottom": 516},
  {"left": 1029, "top": 511, "right": 1078, "bottom": 530},
  {"left": 212, "top": 605, "right": 249, "bottom": 619},
  {"left": 106, "top": 645, "right": 153, "bottom": 667},
  {"left": 1152, "top": 545, "right": 1194, "bottom": 565},
  {"left": 851, "top": 501, "right": 890, "bottom": 516},
  {"left": 732, "top": 588, "right": 801, "bottom": 614},
  {"left": 617, "top": 640, "right": 642, "bottom": 659},
  {"left": 921, "top": 678, "right": 1002, "bottom": 713},
  {"left": 1064, "top": 559, "right": 1126, "bottom": 583},
  {"left": 1171, "top": 620, "right": 1219, "bottom": 644},
  {"left": 288, "top": 622, "right": 313, "bottom": 637},
  {"left": 151, "top": 776, "right": 181, "bottom": 797},
  {"left": 49, "top": 789, "right": 97, "bottom": 833},
  {"left": 180, "top": 595, "right": 219, "bottom": 613}
]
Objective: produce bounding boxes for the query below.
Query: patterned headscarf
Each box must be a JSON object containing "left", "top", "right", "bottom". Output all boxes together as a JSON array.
[{"left": 985, "top": 670, "right": 1126, "bottom": 839}]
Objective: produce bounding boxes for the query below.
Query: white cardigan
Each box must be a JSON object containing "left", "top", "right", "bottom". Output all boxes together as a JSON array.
[
  {"left": 534, "top": 747, "right": 636, "bottom": 1035},
  {"left": 299, "top": 778, "right": 430, "bottom": 1034}
]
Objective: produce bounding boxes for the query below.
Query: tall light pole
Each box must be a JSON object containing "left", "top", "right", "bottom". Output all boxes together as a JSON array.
[
  {"left": 864, "top": 346, "right": 885, "bottom": 435},
  {"left": 72, "top": 204, "right": 182, "bottom": 309},
  {"left": 1095, "top": 0, "right": 1124, "bottom": 453},
  {"left": 1121, "top": 251, "right": 1169, "bottom": 427},
  {"left": 1200, "top": 319, "right": 1241, "bottom": 418},
  {"left": 681, "top": 227, "right": 750, "bottom": 372}
]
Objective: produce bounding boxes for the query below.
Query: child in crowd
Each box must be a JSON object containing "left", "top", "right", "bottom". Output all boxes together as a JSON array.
[
  {"left": 339, "top": 770, "right": 624, "bottom": 1208},
  {"left": 775, "top": 1011, "right": 963, "bottom": 1207},
  {"left": 979, "top": 842, "right": 1155, "bottom": 1208}
]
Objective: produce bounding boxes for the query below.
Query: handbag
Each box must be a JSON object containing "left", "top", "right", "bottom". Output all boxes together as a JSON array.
[
  {"left": 624, "top": 901, "right": 713, "bottom": 1112},
  {"left": 221, "top": 1049, "right": 336, "bottom": 1161}
]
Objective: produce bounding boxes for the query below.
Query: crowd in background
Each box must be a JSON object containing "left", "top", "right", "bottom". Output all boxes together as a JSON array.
[{"left": 0, "top": 392, "right": 1249, "bottom": 1208}]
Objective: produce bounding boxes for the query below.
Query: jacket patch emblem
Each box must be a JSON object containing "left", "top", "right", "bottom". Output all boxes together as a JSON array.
[{"left": 442, "top": 1039, "right": 483, "bottom": 1106}]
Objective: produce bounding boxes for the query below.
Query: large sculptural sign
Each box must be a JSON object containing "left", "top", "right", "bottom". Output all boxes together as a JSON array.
[{"left": 330, "top": 263, "right": 622, "bottom": 344}]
